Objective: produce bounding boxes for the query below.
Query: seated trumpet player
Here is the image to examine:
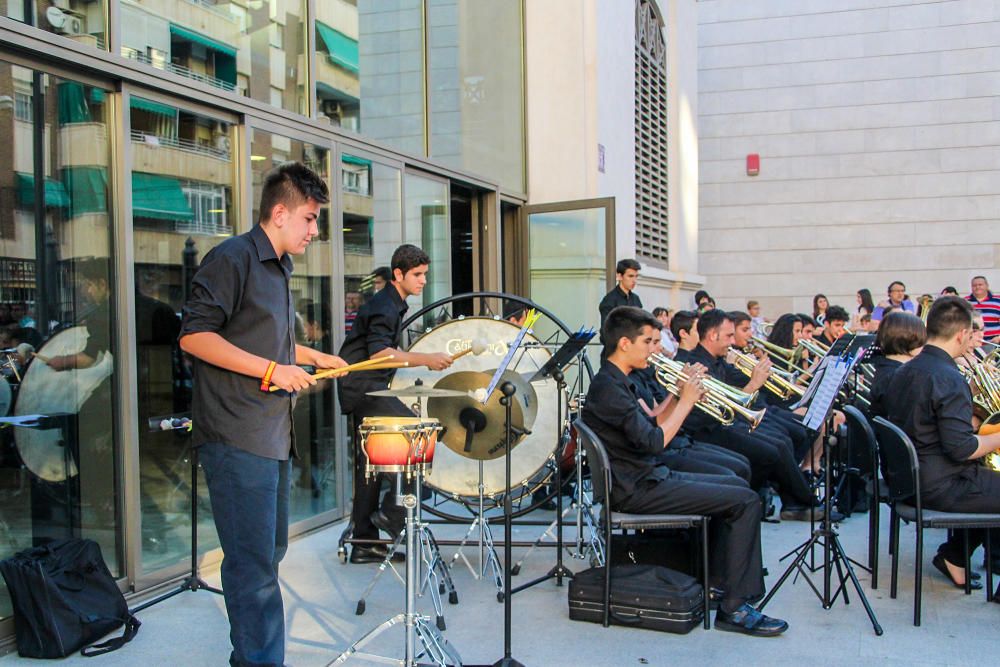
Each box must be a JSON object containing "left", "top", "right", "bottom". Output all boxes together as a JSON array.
[
  {"left": 631, "top": 321, "right": 752, "bottom": 483},
  {"left": 685, "top": 309, "right": 821, "bottom": 521},
  {"left": 886, "top": 296, "right": 1000, "bottom": 589},
  {"left": 582, "top": 306, "right": 788, "bottom": 636}
]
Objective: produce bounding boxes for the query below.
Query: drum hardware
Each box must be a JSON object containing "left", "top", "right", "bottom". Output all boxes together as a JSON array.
[
  {"left": 333, "top": 430, "right": 462, "bottom": 667},
  {"left": 353, "top": 416, "right": 459, "bottom": 632},
  {"left": 446, "top": 458, "right": 505, "bottom": 598}
]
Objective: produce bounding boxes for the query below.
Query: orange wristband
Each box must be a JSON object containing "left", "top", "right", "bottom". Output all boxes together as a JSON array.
[{"left": 260, "top": 360, "right": 277, "bottom": 391}]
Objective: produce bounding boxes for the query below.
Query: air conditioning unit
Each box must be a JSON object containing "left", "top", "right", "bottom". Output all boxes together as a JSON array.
[
  {"left": 320, "top": 99, "right": 340, "bottom": 117},
  {"left": 56, "top": 16, "right": 84, "bottom": 35},
  {"left": 215, "top": 135, "right": 232, "bottom": 153}
]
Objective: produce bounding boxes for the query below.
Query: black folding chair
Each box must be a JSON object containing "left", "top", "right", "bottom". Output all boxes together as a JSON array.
[
  {"left": 842, "top": 405, "right": 888, "bottom": 588},
  {"left": 573, "top": 419, "right": 710, "bottom": 629},
  {"left": 872, "top": 417, "right": 1000, "bottom": 626}
]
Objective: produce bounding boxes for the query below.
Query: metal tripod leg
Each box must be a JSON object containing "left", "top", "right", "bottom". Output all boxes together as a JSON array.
[
  {"left": 354, "top": 531, "right": 406, "bottom": 616},
  {"left": 446, "top": 462, "right": 504, "bottom": 598}
]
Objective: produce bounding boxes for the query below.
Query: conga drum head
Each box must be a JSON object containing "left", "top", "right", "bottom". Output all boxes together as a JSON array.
[{"left": 391, "top": 317, "right": 559, "bottom": 498}]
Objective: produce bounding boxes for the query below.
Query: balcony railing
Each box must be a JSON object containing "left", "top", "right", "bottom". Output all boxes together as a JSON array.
[
  {"left": 174, "top": 220, "right": 233, "bottom": 236},
  {"left": 184, "top": 0, "right": 237, "bottom": 21},
  {"left": 131, "top": 130, "right": 232, "bottom": 161},
  {"left": 121, "top": 47, "right": 236, "bottom": 93}
]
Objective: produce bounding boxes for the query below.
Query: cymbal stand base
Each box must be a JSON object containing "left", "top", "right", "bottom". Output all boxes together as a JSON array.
[{"left": 446, "top": 460, "right": 504, "bottom": 599}]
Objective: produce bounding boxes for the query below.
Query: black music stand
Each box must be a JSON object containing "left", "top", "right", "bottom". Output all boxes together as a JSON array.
[
  {"left": 758, "top": 342, "right": 883, "bottom": 635},
  {"left": 510, "top": 331, "right": 593, "bottom": 596},
  {"left": 493, "top": 381, "right": 524, "bottom": 667},
  {"left": 131, "top": 415, "right": 222, "bottom": 613}
]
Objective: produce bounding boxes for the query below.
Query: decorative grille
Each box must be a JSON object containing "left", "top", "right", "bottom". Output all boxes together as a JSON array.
[{"left": 635, "top": 0, "right": 668, "bottom": 264}]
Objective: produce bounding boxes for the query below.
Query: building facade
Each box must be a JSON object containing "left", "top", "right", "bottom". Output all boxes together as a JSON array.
[
  {"left": 698, "top": 0, "right": 1000, "bottom": 317},
  {"left": 0, "top": 0, "right": 699, "bottom": 642}
]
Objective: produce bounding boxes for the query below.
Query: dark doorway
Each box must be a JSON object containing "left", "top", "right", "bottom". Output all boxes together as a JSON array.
[{"left": 450, "top": 185, "right": 474, "bottom": 316}]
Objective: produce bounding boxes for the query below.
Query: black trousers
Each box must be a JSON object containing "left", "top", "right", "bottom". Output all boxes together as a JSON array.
[
  {"left": 763, "top": 408, "right": 814, "bottom": 464},
  {"left": 616, "top": 468, "right": 764, "bottom": 612},
  {"left": 349, "top": 397, "right": 412, "bottom": 540},
  {"left": 924, "top": 467, "right": 1000, "bottom": 565},
  {"left": 659, "top": 443, "right": 752, "bottom": 483}
]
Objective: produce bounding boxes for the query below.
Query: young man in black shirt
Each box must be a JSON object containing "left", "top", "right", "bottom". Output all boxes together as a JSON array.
[
  {"left": 886, "top": 296, "right": 1000, "bottom": 588},
  {"left": 180, "top": 163, "right": 348, "bottom": 667},
  {"left": 337, "top": 244, "right": 453, "bottom": 563},
  {"left": 583, "top": 306, "right": 787, "bottom": 636}
]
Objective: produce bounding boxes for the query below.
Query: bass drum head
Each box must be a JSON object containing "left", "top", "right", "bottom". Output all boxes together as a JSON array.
[
  {"left": 391, "top": 317, "right": 558, "bottom": 498},
  {"left": 0, "top": 377, "right": 11, "bottom": 418},
  {"left": 15, "top": 326, "right": 114, "bottom": 482}
]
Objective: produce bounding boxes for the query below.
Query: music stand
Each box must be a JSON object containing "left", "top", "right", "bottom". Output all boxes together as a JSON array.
[
  {"left": 758, "top": 342, "right": 883, "bottom": 635},
  {"left": 510, "top": 329, "right": 594, "bottom": 596},
  {"left": 131, "top": 414, "right": 223, "bottom": 613}
]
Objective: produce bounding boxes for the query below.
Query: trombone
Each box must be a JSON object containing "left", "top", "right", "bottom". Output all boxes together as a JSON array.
[
  {"left": 647, "top": 354, "right": 766, "bottom": 430},
  {"left": 751, "top": 335, "right": 803, "bottom": 373},
  {"left": 729, "top": 347, "right": 805, "bottom": 401}
]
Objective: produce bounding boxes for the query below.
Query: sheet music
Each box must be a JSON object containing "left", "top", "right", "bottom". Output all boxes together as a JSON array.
[
  {"left": 804, "top": 358, "right": 848, "bottom": 430},
  {"left": 482, "top": 309, "right": 540, "bottom": 404}
]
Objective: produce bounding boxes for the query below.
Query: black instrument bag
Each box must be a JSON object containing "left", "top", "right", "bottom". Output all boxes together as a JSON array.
[
  {"left": 568, "top": 563, "right": 703, "bottom": 634},
  {"left": 0, "top": 538, "right": 140, "bottom": 658}
]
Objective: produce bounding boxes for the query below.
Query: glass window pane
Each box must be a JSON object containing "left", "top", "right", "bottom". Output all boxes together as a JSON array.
[
  {"left": 342, "top": 156, "right": 402, "bottom": 334},
  {"left": 404, "top": 172, "right": 449, "bottom": 320},
  {"left": 0, "top": 63, "right": 118, "bottom": 619},
  {"left": 323, "top": 0, "right": 424, "bottom": 154},
  {"left": 6, "top": 2, "right": 108, "bottom": 50},
  {"left": 118, "top": 1, "right": 306, "bottom": 113},
  {"left": 250, "top": 131, "right": 338, "bottom": 522},
  {"left": 427, "top": 0, "right": 524, "bottom": 192},
  {"left": 131, "top": 97, "right": 235, "bottom": 574}
]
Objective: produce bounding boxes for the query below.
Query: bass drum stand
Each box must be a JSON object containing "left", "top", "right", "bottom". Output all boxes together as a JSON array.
[{"left": 446, "top": 459, "right": 505, "bottom": 600}]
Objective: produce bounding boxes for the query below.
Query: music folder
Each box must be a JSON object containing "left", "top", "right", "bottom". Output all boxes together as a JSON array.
[{"left": 528, "top": 327, "right": 595, "bottom": 383}]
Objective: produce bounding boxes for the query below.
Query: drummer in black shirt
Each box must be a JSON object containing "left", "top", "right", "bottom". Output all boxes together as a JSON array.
[
  {"left": 886, "top": 296, "right": 1000, "bottom": 588},
  {"left": 583, "top": 306, "right": 787, "bottom": 636},
  {"left": 337, "top": 244, "right": 453, "bottom": 563}
]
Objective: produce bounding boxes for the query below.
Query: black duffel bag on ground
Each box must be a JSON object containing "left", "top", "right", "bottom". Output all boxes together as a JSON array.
[{"left": 0, "top": 538, "right": 140, "bottom": 658}]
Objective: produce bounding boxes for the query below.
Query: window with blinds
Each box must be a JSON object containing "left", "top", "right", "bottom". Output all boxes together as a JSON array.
[{"left": 635, "top": 0, "right": 668, "bottom": 265}]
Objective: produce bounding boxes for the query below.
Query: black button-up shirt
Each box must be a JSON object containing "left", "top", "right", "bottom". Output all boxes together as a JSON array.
[
  {"left": 180, "top": 225, "right": 297, "bottom": 460},
  {"left": 582, "top": 360, "right": 667, "bottom": 505},
  {"left": 867, "top": 356, "right": 902, "bottom": 419},
  {"left": 337, "top": 284, "right": 409, "bottom": 414},
  {"left": 886, "top": 345, "right": 979, "bottom": 498},
  {"left": 598, "top": 286, "right": 643, "bottom": 326}
]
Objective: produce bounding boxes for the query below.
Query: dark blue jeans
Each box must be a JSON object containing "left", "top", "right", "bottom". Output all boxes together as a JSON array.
[{"left": 199, "top": 442, "right": 290, "bottom": 667}]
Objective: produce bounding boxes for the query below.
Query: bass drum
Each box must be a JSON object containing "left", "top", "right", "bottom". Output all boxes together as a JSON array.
[
  {"left": 14, "top": 326, "right": 114, "bottom": 482},
  {"left": 390, "top": 317, "right": 559, "bottom": 499}
]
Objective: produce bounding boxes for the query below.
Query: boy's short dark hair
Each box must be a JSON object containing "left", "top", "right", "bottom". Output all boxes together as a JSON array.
[
  {"left": 796, "top": 313, "right": 818, "bottom": 328},
  {"left": 728, "top": 311, "right": 751, "bottom": 326},
  {"left": 502, "top": 299, "right": 527, "bottom": 322},
  {"left": 616, "top": 259, "right": 641, "bottom": 275},
  {"left": 391, "top": 244, "right": 430, "bottom": 278},
  {"left": 670, "top": 310, "right": 697, "bottom": 341},
  {"left": 372, "top": 266, "right": 392, "bottom": 283},
  {"left": 876, "top": 312, "right": 926, "bottom": 356},
  {"left": 696, "top": 308, "right": 731, "bottom": 339},
  {"left": 259, "top": 162, "right": 330, "bottom": 223},
  {"left": 926, "top": 295, "right": 974, "bottom": 340},
  {"left": 651, "top": 307, "right": 670, "bottom": 318},
  {"left": 603, "top": 306, "right": 658, "bottom": 356},
  {"left": 825, "top": 305, "right": 850, "bottom": 324}
]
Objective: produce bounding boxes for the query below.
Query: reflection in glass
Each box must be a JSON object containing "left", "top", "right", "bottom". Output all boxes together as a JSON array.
[
  {"left": 404, "top": 172, "right": 450, "bottom": 320},
  {"left": 6, "top": 1, "right": 108, "bottom": 50},
  {"left": 0, "top": 63, "right": 118, "bottom": 618},
  {"left": 118, "top": 0, "right": 306, "bottom": 113},
  {"left": 529, "top": 208, "right": 607, "bottom": 381},
  {"left": 427, "top": 0, "right": 525, "bottom": 192},
  {"left": 251, "top": 131, "right": 337, "bottom": 523},
  {"left": 131, "top": 98, "right": 234, "bottom": 574}
]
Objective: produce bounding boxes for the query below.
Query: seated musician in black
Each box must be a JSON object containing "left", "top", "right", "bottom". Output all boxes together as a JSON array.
[
  {"left": 583, "top": 306, "right": 787, "bottom": 636},
  {"left": 867, "top": 311, "right": 925, "bottom": 419},
  {"left": 687, "top": 309, "right": 819, "bottom": 520},
  {"left": 631, "top": 320, "right": 752, "bottom": 482},
  {"left": 670, "top": 310, "right": 700, "bottom": 362},
  {"left": 886, "top": 296, "right": 1000, "bottom": 589},
  {"left": 818, "top": 305, "right": 850, "bottom": 348}
]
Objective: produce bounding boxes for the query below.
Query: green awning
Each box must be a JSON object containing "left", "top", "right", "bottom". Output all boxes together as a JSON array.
[
  {"left": 169, "top": 24, "right": 237, "bottom": 57},
  {"left": 316, "top": 22, "right": 359, "bottom": 74},
  {"left": 15, "top": 173, "right": 70, "bottom": 208},
  {"left": 62, "top": 167, "right": 108, "bottom": 218},
  {"left": 342, "top": 154, "right": 372, "bottom": 167},
  {"left": 130, "top": 96, "right": 178, "bottom": 118},
  {"left": 317, "top": 80, "right": 359, "bottom": 104},
  {"left": 132, "top": 172, "right": 194, "bottom": 222},
  {"left": 89, "top": 87, "right": 106, "bottom": 104},
  {"left": 57, "top": 81, "right": 90, "bottom": 125}
]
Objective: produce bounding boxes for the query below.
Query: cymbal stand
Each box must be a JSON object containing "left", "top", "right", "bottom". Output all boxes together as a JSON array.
[
  {"left": 509, "top": 369, "right": 573, "bottom": 594},
  {"left": 757, "top": 419, "right": 883, "bottom": 636},
  {"left": 332, "top": 473, "right": 462, "bottom": 667},
  {"left": 446, "top": 460, "right": 504, "bottom": 599}
]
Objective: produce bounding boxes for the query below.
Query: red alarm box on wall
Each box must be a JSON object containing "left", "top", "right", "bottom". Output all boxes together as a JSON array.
[{"left": 746, "top": 153, "right": 760, "bottom": 176}]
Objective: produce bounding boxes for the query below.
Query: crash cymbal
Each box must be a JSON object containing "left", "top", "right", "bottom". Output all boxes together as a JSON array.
[
  {"left": 427, "top": 371, "right": 525, "bottom": 461},
  {"left": 367, "top": 384, "right": 468, "bottom": 398}
]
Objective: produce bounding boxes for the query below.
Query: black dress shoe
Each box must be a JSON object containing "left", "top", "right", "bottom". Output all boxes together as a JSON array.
[
  {"left": 715, "top": 604, "right": 788, "bottom": 637},
  {"left": 932, "top": 554, "right": 983, "bottom": 590},
  {"left": 371, "top": 509, "right": 404, "bottom": 541},
  {"left": 349, "top": 544, "right": 405, "bottom": 564}
]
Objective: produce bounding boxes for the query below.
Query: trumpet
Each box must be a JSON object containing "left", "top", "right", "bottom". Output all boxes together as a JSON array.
[
  {"left": 729, "top": 347, "right": 805, "bottom": 401},
  {"left": 647, "top": 354, "right": 766, "bottom": 430}
]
